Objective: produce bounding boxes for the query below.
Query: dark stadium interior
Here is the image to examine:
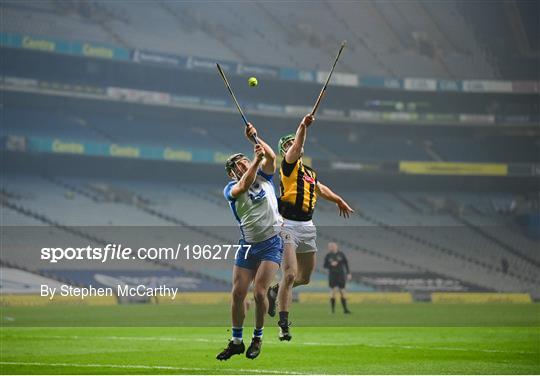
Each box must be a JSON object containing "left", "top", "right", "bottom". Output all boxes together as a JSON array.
[
  {"left": 1, "top": 1, "right": 539, "bottom": 373},
  {"left": 1, "top": 0, "right": 539, "bottom": 301}
]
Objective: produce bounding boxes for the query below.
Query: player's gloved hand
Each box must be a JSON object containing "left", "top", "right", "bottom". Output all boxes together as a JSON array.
[
  {"left": 337, "top": 199, "right": 354, "bottom": 218},
  {"left": 254, "top": 143, "right": 265, "bottom": 162},
  {"left": 347, "top": 273, "right": 352, "bottom": 281},
  {"left": 245, "top": 123, "right": 258, "bottom": 142},
  {"left": 302, "top": 114, "right": 315, "bottom": 128}
]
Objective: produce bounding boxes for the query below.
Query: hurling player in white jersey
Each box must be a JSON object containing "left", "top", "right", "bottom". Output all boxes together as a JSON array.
[{"left": 216, "top": 123, "right": 283, "bottom": 361}]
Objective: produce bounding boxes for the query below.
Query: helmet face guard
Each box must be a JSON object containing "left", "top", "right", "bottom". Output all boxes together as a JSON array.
[
  {"left": 225, "top": 153, "right": 247, "bottom": 178},
  {"left": 278, "top": 134, "right": 295, "bottom": 156}
]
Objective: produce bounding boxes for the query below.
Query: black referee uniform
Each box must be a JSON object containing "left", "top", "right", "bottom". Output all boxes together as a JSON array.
[{"left": 323, "top": 250, "right": 351, "bottom": 313}]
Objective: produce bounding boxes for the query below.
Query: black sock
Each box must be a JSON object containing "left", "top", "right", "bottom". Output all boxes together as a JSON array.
[
  {"left": 279, "top": 311, "right": 289, "bottom": 324},
  {"left": 341, "top": 297, "right": 348, "bottom": 312},
  {"left": 330, "top": 298, "right": 336, "bottom": 313}
]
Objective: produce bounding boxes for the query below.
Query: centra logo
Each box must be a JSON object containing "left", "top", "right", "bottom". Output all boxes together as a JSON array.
[
  {"left": 22, "top": 36, "right": 55, "bottom": 51},
  {"left": 83, "top": 43, "right": 114, "bottom": 58}
]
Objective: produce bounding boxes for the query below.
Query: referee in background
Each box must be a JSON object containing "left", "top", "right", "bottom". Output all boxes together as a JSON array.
[{"left": 323, "top": 242, "right": 352, "bottom": 314}]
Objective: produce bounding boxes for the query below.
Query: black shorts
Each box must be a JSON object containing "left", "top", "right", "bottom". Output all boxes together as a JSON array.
[{"left": 329, "top": 275, "right": 346, "bottom": 289}]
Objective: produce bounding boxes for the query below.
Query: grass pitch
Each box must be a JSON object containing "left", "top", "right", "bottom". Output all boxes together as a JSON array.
[{"left": 1, "top": 303, "right": 539, "bottom": 374}]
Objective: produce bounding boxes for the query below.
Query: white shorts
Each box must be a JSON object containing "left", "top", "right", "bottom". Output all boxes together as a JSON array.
[{"left": 281, "top": 219, "right": 317, "bottom": 253}]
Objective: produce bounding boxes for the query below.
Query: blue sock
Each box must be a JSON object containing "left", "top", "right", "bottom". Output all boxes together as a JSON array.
[
  {"left": 232, "top": 327, "right": 243, "bottom": 344},
  {"left": 253, "top": 327, "right": 263, "bottom": 338}
]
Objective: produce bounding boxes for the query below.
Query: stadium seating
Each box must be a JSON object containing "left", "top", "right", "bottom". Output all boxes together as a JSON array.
[
  {"left": 456, "top": 1, "right": 539, "bottom": 79},
  {"left": 2, "top": 172, "right": 538, "bottom": 297},
  {"left": 0, "top": 267, "right": 65, "bottom": 293},
  {"left": 342, "top": 191, "right": 540, "bottom": 294},
  {"left": 3, "top": 0, "right": 536, "bottom": 79},
  {"left": 3, "top": 97, "right": 538, "bottom": 163},
  {"left": 1, "top": 1, "right": 538, "bottom": 300}
]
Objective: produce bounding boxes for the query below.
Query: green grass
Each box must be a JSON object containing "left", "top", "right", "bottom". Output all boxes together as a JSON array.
[{"left": 1, "top": 303, "right": 539, "bottom": 374}]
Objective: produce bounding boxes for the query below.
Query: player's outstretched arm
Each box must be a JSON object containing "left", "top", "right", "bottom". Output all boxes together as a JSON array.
[
  {"left": 245, "top": 123, "right": 276, "bottom": 175},
  {"left": 285, "top": 114, "right": 314, "bottom": 164},
  {"left": 316, "top": 181, "right": 354, "bottom": 218},
  {"left": 230, "top": 144, "right": 265, "bottom": 197}
]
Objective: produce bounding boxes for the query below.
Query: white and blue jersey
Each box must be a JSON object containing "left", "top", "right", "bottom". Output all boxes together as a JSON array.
[{"left": 224, "top": 169, "right": 283, "bottom": 243}]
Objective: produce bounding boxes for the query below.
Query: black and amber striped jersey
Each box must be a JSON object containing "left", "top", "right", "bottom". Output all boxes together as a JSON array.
[{"left": 278, "top": 158, "right": 318, "bottom": 221}]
